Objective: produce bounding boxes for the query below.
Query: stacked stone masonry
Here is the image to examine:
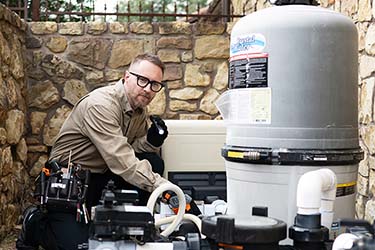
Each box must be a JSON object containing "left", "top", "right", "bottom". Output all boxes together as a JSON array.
[
  {"left": 2, "top": 0, "right": 375, "bottom": 244},
  {"left": 0, "top": 3, "right": 29, "bottom": 241}
]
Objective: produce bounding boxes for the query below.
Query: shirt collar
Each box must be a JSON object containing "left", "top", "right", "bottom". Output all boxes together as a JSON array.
[{"left": 116, "top": 79, "right": 143, "bottom": 115}]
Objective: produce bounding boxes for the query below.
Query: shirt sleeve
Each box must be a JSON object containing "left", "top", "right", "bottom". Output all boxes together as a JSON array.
[{"left": 80, "top": 105, "right": 169, "bottom": 192}]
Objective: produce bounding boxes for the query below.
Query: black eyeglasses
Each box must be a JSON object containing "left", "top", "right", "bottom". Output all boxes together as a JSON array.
[{"left": 128, "top": 71, "right": 164, "bottom": 93}]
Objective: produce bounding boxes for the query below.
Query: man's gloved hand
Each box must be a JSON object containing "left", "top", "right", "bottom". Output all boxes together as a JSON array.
[
  {"left": 162, "top": 191, "right": 201, "bottom": 216},
  {"left": 147, "top": 115, "right": 168, "bottom": 147}
]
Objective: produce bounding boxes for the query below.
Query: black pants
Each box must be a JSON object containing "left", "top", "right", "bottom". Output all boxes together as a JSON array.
[
  {"left": 86, "top": 152, "right": 165, "bottom": 208},
  {"left": 17, "top": 152, "right": 164, "bottom": 250}
]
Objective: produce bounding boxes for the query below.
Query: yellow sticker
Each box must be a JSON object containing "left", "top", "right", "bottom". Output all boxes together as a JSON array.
[
  {"left": 228, "top": 151, "right": 244, "bottom": 159},
  {"left": 336, "top": 181, "right": 356, "bottom": 197},
  {"left": 337, "top": 181, "right": 356, "bottom": 188}
]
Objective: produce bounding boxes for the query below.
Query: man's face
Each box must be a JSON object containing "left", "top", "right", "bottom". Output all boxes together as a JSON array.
[{"left": 124, "top": 60, "right": 163, "bottom": 109}]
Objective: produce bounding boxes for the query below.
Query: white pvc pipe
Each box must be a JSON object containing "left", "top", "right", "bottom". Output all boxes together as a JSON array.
[
  {"left": 296, "top": 168, "right": 337, "bottom": 229},
  {"left": 155, "top": 214, "right": 206, "bottom": 239},
  {"left": 147, "top": 183, "right": 186, "bottom": 237},
  {"left": 332, "top": 233, "right": 359, "bottom": 250},
  {"left": 212, "top": 199, "right": 228, "bottom": 215}
]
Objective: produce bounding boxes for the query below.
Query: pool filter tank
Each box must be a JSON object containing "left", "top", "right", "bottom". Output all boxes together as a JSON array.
[{"left": 216, "top": 1, "right": 363, "bottom": 238}]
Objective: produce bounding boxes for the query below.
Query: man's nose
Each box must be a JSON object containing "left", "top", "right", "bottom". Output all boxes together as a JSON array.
[{"left": 144, "top": 83, "right": 153, "bottom": 93}]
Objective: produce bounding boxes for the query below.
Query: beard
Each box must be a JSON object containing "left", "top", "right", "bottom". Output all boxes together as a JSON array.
[{"left": 135, "top": 93, "right": 152, "bottom": 108}]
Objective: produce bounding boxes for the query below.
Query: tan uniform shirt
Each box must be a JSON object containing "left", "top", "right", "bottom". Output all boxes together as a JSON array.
[{"left": 49, "top": 80, "right": 168, "bottom": 192}]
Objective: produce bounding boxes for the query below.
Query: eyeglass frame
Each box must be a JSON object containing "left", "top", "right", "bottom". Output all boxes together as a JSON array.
[{"left": 128, "top": 71, "right": 165, "bottom": 93}]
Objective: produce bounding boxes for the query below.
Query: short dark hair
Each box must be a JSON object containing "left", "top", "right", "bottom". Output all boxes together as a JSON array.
[{"left": 130, "top": 53, "right": 165, "bottom": 74}]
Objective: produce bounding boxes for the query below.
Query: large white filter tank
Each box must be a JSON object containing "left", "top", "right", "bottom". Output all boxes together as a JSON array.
[{"left": 216, "top": 3, "right": 363, "bottom": 238}]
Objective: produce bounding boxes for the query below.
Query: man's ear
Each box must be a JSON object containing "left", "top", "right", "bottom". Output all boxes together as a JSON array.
[{"left": 124, "top": 71, "right": 130, "bottom": 81}]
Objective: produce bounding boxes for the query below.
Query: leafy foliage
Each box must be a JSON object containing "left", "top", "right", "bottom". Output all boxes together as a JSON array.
[
  {"left": 0, "top": 0, "right": 93, "bottom": 21},
  {"left": 1, "top": 0, "right": 209, "bottom": 22},
  {"left": 39, "top": 0, "right": 94, "bottom": 21},
  {"left": 117, "top": 0, "right": 209, "bottom": 22}
]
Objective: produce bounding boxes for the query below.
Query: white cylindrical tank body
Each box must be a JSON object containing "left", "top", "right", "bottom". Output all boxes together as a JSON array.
[{"left": 217, "top": 4, "right": 362, "bottom": 241}]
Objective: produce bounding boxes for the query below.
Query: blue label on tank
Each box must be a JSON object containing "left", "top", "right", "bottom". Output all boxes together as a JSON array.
[{"left": 231, "top": 34, "right": 266, "bottom": 56}]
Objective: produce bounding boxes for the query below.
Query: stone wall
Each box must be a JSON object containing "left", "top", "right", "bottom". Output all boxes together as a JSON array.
[
  {"left": 25, "top": 21, "right": 231, "bottom": 187},
  {"left": 231, "top": 0, "right": 375, "bottom": 222},
  {"left": 0, "top": 4, "right": 29, "bottom": 241}
]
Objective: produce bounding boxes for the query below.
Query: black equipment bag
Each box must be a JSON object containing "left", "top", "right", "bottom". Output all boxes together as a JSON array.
[{"left": 34, "top": 160, "right": 90, "bottom": 213}]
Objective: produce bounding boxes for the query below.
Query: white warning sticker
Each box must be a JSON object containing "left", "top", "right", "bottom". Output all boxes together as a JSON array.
[
  {"left": 225, "top": 88, "right": 271, "bottom": 124},
  {"left": 249, "top": 88, "right": 271, "bottom": 124}
]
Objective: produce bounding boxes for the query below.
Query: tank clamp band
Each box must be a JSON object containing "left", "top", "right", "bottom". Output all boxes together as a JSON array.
[{"left": 222, "top": 145, "right": 364, "bottom": 166}]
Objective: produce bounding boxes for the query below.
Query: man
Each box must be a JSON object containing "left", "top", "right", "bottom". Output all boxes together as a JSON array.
[
  {"left": 18, "top": 53, "right": 171, "bottom": 250},
  {"left": 49, "top": 53, "right": 169, "bottom": 207}
]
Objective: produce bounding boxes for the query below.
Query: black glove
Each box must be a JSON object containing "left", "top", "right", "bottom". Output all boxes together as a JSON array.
[{"left": 147, "top": 115, "right": 168, "bottom": 147}]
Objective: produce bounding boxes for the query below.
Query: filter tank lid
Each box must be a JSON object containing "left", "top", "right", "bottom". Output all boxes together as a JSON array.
[
  {"left": 272, "top": 0, "right": 318, "bottom": 5},
  {"left": 202, "top": 214, "right": 287, "bottom": 244}
]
